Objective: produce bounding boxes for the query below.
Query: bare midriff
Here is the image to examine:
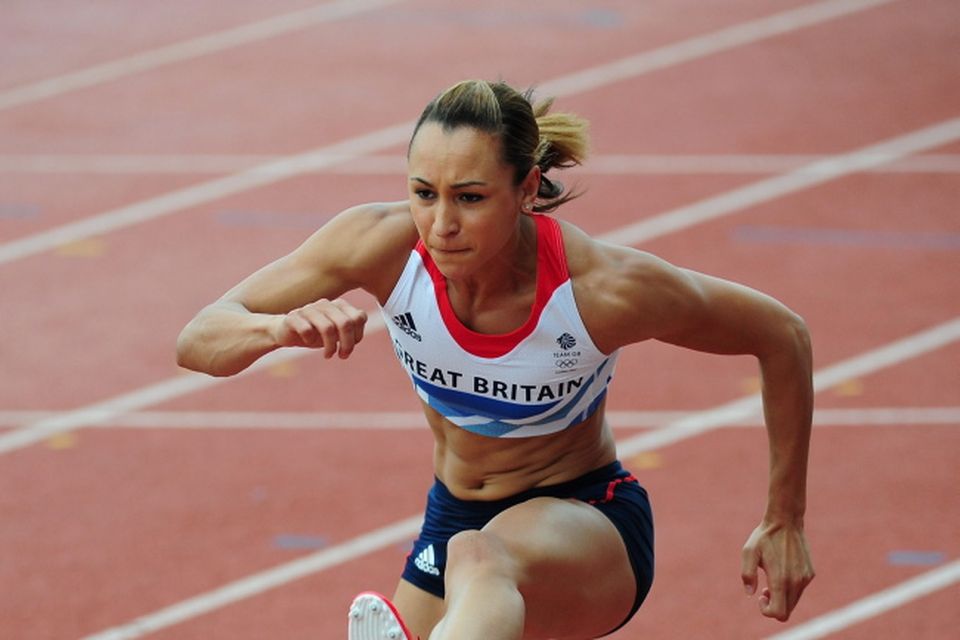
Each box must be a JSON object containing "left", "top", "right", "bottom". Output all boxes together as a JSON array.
[{"left": 423, "top": 399, "right": 617, "bottom": 501}]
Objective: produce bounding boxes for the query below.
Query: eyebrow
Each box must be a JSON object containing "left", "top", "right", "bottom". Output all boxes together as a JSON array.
[{"left": 410, "top": 176, "right": 488, "bottom": 189}]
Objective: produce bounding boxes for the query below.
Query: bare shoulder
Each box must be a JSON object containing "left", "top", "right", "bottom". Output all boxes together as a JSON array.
[
  {"left": 224, "top": 201, "right": 417, "bottom": 313},
  {"left": 326, "top": 200, "right": 416, "bottom": 237},
  {"left": 559, "top": 220, "right": 705, "bottom": 352},
  {"left": 310, "top": 200, "right": 415, "bottom": 249},
  {"left": 559, "top": 220, "right": 807, "bottom": 357},
  {"left": 290, "top": 200, "right": 417, "bottom": 294},
  {"left": 318, "top": 200, "right": 415, "bottom": 256}
]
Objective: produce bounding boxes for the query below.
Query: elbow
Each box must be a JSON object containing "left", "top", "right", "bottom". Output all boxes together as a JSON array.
[
  {"left": 787, "top": 311, "right": 812, "bottom": 353},
  {"left": 175, "top": 325, "right": 202, "bottom": 372},
  {"left": 782, "top": 304, "right": 807, "bottom": 331},
  {"left": 774, "top": 309, "right": 813, "bottom": 368},
  {"left": 176, "top": 323, "right": 254, "bottom": 378},
  {"left": 755, "top": 307, "right": 812, "bottom": 366},
  {"left": 175, "top": 323, "right": 225, "bottom": 376},
  {"left": 175, "top": 302, "right": 272, "bottom": 377}
]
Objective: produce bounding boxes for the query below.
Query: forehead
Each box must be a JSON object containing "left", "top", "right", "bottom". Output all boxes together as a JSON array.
[{"left": 408, "top": 123, "right": 509, "bottom": 182}]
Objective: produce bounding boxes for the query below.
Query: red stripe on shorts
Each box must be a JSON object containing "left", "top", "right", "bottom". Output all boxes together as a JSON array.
[{"left": 588, "top": 474, "right": 638, "bottom": 505}]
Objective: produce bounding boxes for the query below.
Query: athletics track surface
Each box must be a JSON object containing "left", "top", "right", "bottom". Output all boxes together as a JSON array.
[{"left": 0, "top": 1, "right": 958, "bottom": 638}]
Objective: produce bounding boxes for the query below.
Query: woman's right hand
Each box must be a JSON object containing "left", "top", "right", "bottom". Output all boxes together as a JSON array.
[{"left": 273, "top": 298, "right": 368, "bottom": 359}]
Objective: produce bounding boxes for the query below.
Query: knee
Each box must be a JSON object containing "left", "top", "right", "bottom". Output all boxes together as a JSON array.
[{"left": 445, "top": 530, "right": 518, "bottom": 583}]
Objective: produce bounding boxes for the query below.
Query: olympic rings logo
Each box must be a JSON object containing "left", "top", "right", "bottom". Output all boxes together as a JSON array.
[{"left": 555, "top": 359, "right": 579, "bottom": 369}]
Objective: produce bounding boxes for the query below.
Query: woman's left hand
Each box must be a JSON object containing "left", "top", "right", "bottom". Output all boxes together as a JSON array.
[{"left": 740, "top": 521, "right": 815, "bottom": 621}]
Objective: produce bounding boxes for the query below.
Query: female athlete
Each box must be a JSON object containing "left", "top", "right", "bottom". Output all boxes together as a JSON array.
[{"left": 177, "top": 79, "right": 815, "bottom": 639}]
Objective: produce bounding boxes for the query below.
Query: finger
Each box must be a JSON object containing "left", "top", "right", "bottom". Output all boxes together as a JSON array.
[
  {"left": 759, "top": 587, "right": 770, "bottom": 609},
  {"left": 760, "top": 577, "right": 789, "bottom": 622},
  {"left": 740, "top": 545, "right": 760, "bottom": 596},
  {"left": 783, "top": 572, "right": 814, "bottom": 620},
  {"left": 317, "top": 312, "right": 343, "bottom": 359},
  {"left": 282, "top": 311, "right": 321, "bottom": 348},
  {"left": 292, "top": 306, "right": 339, "bottom": 357},
  {"left": 302, "top": 303, "right": 361, "bottom": 358},
  {"left": 331, "top": 300, "right": 368, "bottom": 357},
  {"left": 351, "top": 307, "right": 368, "bottom": 345},
  {"left": 327, "top": 304, "right": 362, "bottom": 358}
]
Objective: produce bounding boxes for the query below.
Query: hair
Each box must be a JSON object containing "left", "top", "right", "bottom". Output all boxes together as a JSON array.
[{"left": 409, "top": 79, "right": 589, "bottom": 213}]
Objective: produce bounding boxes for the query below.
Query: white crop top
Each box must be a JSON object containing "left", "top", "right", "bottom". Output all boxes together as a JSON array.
[{"left": 380, "top": 214, "right": 618, "bottom": 438}]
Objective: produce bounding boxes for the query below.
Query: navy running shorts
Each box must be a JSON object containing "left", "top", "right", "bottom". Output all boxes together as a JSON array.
[{"left": 401, "top": 460, "right": 654, "bottom": 634}]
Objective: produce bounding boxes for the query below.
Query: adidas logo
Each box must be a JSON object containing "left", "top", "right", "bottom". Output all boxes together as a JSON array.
[
  {"left": 392, "top": 312, "right": 422, "bottom": 342},
  {"left": 413, "top": 544, "right": 440, "bottom": 576}
]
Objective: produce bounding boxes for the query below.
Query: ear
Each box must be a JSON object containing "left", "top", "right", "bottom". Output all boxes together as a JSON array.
[{"left": 519, "top": 165, "right": 541, "bottom": 209}]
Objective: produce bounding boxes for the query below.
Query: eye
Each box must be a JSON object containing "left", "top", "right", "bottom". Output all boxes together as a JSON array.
[
  {"left": 414, "top": 189, "right": 435, "bottom": 200},
  {"left": 458, "top": 193, "right": 484, "bottom": 203}
]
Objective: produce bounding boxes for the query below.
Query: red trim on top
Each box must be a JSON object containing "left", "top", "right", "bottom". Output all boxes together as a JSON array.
[{"left": 416, "top": 214, "right": 569, "bottom": 358}]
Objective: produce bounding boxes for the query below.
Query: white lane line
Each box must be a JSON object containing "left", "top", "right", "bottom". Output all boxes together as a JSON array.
[
  {"left": 586, "top": 153, "right": 960, "bottom": 175},
  {"left": 810, "top": 318, "right": 960, "bottom": 394},
  {"left": 0, "top": 123, "right": 415, "bottom": 267},
  {"left": 0, "top": 0, "right": 900, "bottom": 267},
  {"left": 616, "top": 316, "right": 960, "bottom": 455},
  {"left": 0, "top": 316, "right": 374, "bottom": 456},
  {"left": 0, "top": 0, "right": 897, "bottom": 114},
  {"left": 0, "top": 154, "right": 281, "bottom": 174},
  {"left": 808, "top": 407, "right": 960, "bottom": 426},
  {"left": 0, "top": 373, "right": 222, "bottom": 454},
  {"left": 600, "top": 117, "right": 960, "bottom": 247},
  {"left": 3, "top": 153, "right": 959, "bottom": 175},
  {"left": 77, "top": 317, "right": 960, "bottom": 640},
  {"left": 0, "top": 0, "right": 406, "bottom": 111},
  {"left": 764, "top": 559, "right": 960, "bottom": 640},
  {"left": 721, "top": 318, "right": 960, "bottom": 429},
  {"left": 3, "top": 407, "right": 959, "bottom": 430},
  {"left": 80, "top": 515, "right": 425, "bottom": 640},
  {"left": 538, "top": 0, "right": 899, "bottom": 97}
]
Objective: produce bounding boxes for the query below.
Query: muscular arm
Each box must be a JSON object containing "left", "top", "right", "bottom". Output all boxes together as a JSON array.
[
  {"left": 176, "top": 202, "right": 416, "bottom": 376},
  {"left": 652, "top": 267, "right": 815, "bottom": 621},
  {"left": 647, "top": 268, "right": 813, "bottom": 531},
  {"left": 569, "top": 227, "right": 814, "bottom": 621}
]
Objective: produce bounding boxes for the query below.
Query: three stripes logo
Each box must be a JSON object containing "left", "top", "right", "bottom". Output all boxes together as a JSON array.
[
  {"left": 392, "top": 311, "right": 422, "bottom": 342},
  {"left": 414, "top": 544, "right": 441, "bottom": 576}
]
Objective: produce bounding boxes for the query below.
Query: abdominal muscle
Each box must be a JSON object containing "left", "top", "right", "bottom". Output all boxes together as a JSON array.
[{"left": 423, "top": 399, "right": 618, "bottom": 501}]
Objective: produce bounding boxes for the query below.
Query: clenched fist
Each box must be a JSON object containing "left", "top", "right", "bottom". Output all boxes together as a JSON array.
[{"left": 274, "top": 298, "right": 368, "bottom": 359}]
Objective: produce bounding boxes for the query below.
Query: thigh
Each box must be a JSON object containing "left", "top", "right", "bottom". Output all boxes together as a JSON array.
[
  {"left": 483, "top": 497, "right": 637, "bottom": 639},
  {"left": 393, "top": 578, "right": 444, "bottom": 640}
]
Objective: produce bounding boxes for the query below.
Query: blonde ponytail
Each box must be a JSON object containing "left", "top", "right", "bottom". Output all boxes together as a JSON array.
[{"left": 530, "top": 97, "right": 589, "bottom": 211}]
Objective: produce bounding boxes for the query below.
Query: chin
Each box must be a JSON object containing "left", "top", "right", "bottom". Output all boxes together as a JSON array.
[{"left": 431, "top": 256, "right": 475, "bottom": 280}]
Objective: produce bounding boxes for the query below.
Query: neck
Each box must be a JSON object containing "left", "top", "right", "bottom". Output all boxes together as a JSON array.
[{"left": 446, "top": 215, "right": 538, "bottom": 333}]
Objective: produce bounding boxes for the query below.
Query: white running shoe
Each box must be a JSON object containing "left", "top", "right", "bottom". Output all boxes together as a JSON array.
[{"left": 348, "top": 592, "right": 414, "bottom": 640}]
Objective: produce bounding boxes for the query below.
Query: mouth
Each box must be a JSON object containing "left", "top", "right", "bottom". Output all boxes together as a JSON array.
[{"left": 431, "top": 246, "right": 470, "bottom": 255}]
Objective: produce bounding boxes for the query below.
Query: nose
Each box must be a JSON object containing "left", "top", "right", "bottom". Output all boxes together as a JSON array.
[{"left": 432, "top": 199, "right": 460, "bottom": 237}]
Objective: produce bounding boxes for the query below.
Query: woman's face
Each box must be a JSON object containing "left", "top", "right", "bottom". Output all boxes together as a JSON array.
[{"left": 407, "top": 122, "right": 538, "bottom": 280}]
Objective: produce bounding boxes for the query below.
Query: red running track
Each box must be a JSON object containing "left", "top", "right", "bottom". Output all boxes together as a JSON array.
[{"left": 1, "top": 1, "right": 958, "bottom": 638}]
